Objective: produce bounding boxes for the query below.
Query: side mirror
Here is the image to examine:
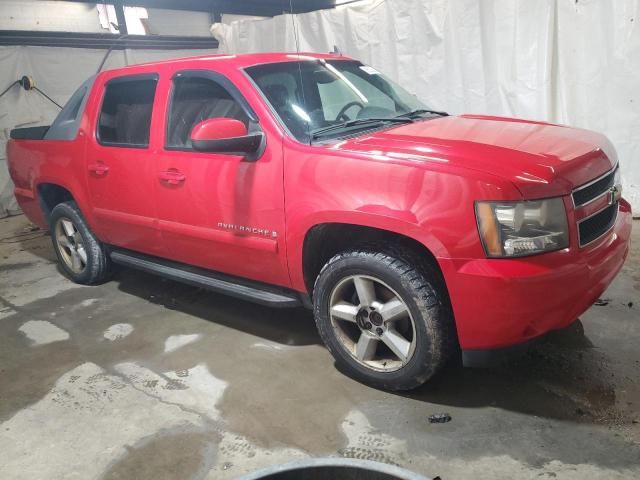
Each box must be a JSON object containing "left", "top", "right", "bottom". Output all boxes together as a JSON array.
[{"left": 190, "top": 118, "right": 264, "bottom": 161}]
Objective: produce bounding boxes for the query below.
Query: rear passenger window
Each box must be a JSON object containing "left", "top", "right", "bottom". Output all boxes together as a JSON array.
[
  {"left": 98, "top": 75, "right": 158, "bottom": 148},
  {"left": 166, "top": 76, "right": 249, "bottom": 150}
]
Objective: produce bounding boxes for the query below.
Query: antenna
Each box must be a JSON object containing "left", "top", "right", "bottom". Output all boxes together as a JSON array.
[
  {"left": 96, "top": 34, "right": 129, "bottom": 73},
  {"left": 289, "top": 0, "right": 301, "bottom": 54},
  {"left": 288, "top": 0, "right": 311, "bottom": 141}
]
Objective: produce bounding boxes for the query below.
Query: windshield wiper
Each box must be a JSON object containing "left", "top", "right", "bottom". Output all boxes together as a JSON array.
[
  {"left": 395, "top": 109, "right": 448, "bottom": 119},
  {"left": 310, "top": 117, "right": 413, "bottom": 140}
]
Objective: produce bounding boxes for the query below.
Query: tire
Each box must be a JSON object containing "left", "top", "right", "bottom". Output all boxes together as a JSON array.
[
  {"left": 49, "top": 201, "right": 111, "bottom": 285},
  {"left": 313, "top": 247, "right": 456, "bottom": 391}
]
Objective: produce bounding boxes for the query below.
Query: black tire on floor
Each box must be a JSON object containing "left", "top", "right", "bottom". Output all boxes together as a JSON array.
[
  {"left": 49, "top": 201, "right": 112, "bottom": 285},
  {"left": 312, "top": 248, "right": 456, "bottom": 391}
]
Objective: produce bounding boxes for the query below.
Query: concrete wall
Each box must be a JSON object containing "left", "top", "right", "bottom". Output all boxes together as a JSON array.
[
  {"left": 0, "top": 1, "right": 215, "bottom": 37},
  {"left": 0, "top": 1, "right": 103, "bottom": 32},
  {"left": 147, "top": 8, "right": 213, "bottom": 36}
]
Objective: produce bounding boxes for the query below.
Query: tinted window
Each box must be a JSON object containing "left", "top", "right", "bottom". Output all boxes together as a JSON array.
[
  {"left": 246, "top": 60, "right": 428, "bottom": 143},
  {"left": 166, "top": 76, "right": 249, "bottom": 149},
  {"left": 343, "top": 71, "right": 395, "bottom": 111},
  {"left": 98, "top": 76, "right": 157, "bottom": 147}
]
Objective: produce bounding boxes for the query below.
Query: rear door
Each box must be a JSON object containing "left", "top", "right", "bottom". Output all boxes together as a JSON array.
[
  {"left": 85, "top": 73, "right": 165, "bottom": 257},
  {"left": 153, "top": 68, "right": 289, "bottom": 287}
]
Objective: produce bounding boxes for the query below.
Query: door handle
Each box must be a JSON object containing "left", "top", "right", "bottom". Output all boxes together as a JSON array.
[
  {"left": 159, "top": 169, "right": 186, "bottom": 185},
  {"left": 88, "top": 162, "right": 109, "bottom": 175}
]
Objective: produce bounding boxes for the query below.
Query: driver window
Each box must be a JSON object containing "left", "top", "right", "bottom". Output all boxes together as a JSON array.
[{"left": 166, "top": 76, "right": 249, "bottom": 150}]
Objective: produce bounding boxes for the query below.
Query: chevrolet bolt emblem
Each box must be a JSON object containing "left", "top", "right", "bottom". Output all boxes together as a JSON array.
[{"left": 608, "top": 184, "right": 622, "bottom": 206}]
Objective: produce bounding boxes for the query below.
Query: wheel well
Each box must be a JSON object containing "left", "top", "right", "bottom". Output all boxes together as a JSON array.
[
  {"left": 38, "top": 183, "right": 74, "bottom": 220},
  {"left": 302, "top": 223, "right": 442, "bottom": 295}
]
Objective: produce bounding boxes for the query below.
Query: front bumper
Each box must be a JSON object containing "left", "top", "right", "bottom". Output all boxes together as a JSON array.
[{"left": 440, "top": 199, "right": 632, "bottom": 351}]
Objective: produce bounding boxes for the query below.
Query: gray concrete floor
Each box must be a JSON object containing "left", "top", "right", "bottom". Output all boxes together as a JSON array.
[{"left": 0, "top": 214, "right": 638, "bottom": 480}]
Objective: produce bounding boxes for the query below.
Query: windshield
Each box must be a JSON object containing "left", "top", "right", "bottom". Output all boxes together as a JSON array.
[{"left": 245, "top": 59, "right": 430, "bottom": 143}]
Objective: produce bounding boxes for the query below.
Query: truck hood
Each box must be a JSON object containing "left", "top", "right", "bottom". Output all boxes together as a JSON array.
[{"left": 333, "top": 114, "right": 616, "bottom": 198}]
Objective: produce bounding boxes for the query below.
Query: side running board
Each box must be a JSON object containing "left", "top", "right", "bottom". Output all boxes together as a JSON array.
[{"left": 110, "top": 249, "right": 302, "bottom": 308}]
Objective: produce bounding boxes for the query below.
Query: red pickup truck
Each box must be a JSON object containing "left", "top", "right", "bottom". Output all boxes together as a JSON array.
[{"left": 7, "top": 53, "right": 632, "bottom": 390}]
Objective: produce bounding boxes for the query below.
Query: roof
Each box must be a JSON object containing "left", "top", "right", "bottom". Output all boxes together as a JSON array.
[{"left": 101, "top": 52, "right": 352, "bottom": 75}]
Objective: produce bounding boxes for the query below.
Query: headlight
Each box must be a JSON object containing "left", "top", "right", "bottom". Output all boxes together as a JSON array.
[{"left": 475, "top": 198, "right": 569, "bottom": 257}]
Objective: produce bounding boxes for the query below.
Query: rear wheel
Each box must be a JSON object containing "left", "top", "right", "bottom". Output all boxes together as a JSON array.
[
  {"left": 49, "top": 201, "right": 111, "bottom": 284},
  {"left": 313, "top": 248, "right": 455, "bottom": 391}
]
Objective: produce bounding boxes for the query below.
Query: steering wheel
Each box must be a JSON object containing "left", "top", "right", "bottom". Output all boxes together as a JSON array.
[{"left": 335, "top": 101, "right": 365, "bottom": 121}]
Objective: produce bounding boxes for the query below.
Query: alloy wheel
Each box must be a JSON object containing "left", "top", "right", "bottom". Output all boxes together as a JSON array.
[
  {"left": 328, "top": 274, "right": 417, "bottom": 372},
  {"left": 54, "top": 217, "right": 88, "bottom": 274}
]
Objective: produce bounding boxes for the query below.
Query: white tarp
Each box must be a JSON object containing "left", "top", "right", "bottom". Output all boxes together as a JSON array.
[
  {"left": 212, "top": 0, "right": 640, "bottom": 214},
  {"left": 0, "top": 46, "right": 214, "bottom": 218}
]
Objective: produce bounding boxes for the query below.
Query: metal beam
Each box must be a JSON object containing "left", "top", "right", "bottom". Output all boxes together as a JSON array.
[
  {"left": 113, "top": 0, "right": 128, "bottom": 34},
  {"left": 52, "top": 0, "right": 337, "bottom": 16},
  {"left": 0, "top": 30, "right": 219, "bottom": 50},
  {"left": 211, "top": 0, "right": 337, "bottom": 15},
  {"left": 1, "top": 0, "right": 338, "bottom": 50}
]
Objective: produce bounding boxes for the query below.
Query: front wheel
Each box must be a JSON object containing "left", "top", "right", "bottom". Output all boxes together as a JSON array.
[{"left": 313, "top": 249, "right": 455, "bottom": 391}]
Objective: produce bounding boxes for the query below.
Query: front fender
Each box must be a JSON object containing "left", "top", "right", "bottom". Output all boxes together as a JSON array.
[
  {"left": 286, "top": 210, "right": 451, "bottom": 292},
  {"left": 282, "top": 141, "right": 523, "bottom": 292}
]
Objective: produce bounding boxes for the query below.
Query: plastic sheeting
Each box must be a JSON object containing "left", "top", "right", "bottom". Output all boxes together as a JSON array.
[
  {"left": 212, "top": 0, "right": 640, "bottom": 213},
  {"left": 0, "top": 46, "right": 214, "bottom": 218}
]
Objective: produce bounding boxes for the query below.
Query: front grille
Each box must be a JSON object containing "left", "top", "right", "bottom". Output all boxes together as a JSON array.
[
  {"left": 572, "top": 166, "right": 617, "bottom": 207},
  {"left": 578, "top": 203, "right": 618, "bottom": 246}
]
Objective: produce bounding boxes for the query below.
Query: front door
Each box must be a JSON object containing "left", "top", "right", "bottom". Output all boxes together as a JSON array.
[
  {"left": 85, "top": 73, "right": 164, "bottom": 257},
  {"left": 154, "top": 69, "right": 289, "bottom": 287}
]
